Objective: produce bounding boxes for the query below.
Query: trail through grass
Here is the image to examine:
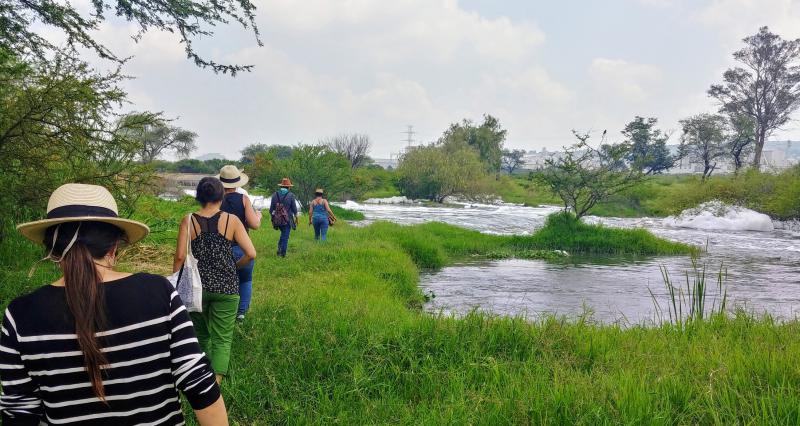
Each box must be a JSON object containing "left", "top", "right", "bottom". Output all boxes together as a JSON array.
[{"left": 1, "top": 197, "right": 796, "bottom": 425}]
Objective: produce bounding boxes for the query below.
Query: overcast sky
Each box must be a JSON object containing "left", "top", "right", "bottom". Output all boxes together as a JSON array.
[{"left": 81, "top": 0, "right": 800, "bottom": 159}]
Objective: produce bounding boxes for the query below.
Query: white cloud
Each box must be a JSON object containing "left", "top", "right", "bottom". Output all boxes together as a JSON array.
[
  {"left": 694, "top": 0, "right": 800, "bottom": 40},
  {"left": 589, "top": 58, "right": 662, "bottom": 103}
]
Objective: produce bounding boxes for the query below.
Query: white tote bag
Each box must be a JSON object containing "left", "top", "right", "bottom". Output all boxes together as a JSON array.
[{"left": 167, "top": 214, "right": 204, "bottom": 312}]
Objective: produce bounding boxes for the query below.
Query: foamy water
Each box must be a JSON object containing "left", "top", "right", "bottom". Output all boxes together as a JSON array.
[{"left": 343, "top": 198, "right": 800, "bottom": 323}]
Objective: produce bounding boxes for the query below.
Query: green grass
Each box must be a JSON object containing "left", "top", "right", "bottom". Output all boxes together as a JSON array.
[
  {"left": 2, "top": 203, "right": 795, "bottom": 425},
  {"left": 498, "top": 167, "right": 800, "bottom": 220},
  {"left": 329, "top": 204, "right": 365, "bottom": 221}
]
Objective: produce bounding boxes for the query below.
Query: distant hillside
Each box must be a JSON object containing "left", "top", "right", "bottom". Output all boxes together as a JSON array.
[{"left": 195, "top": 153, "right": 228, "bottom": 161}]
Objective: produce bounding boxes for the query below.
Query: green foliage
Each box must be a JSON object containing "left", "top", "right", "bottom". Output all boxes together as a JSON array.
[
  {"left": 709, "top": 26, "right": 800, "bottom": 168},
  {"left": 679, "top": 113, "right": 728, "bottom": 180},
  {"left": 249, "top": 145, "right": 353, "bottom": 205},
  {"left": 396, "top": 144, "right": 490, "bottom": 202},
  {"left": 513, "top": 212, "right": 693, "bottom": 256},
  {"left": 621, "top": 116, "right": 677, "bottom": 174},
  {"left": 500, "top": 148, "right": 526, "bottom": 174},
  {"left": 152, "top": 158, "right": 231, "bottom": 174},
  {"left": 2, "top": 0, "right": 261, "bottom": 74},
  {"left": 0, "top": 49, "right": 157, "bottom": 229},
  {"left": 240, "top": 143, "right": 293, "bottom": 164},
  {"left": 352, "top": 166, "right": 399, "bottom": 200},
  {"left": 538, "top": 132, "right": 649, "bottom": 218},
  {"left": 440, "top": 114, "right": 507, "bottom": 171},
  {"left": 119, "top": 113, "right": 198, "bottom": 163},
  {"left": 329, "top": 205, "right": 365, "bottom": 221}
]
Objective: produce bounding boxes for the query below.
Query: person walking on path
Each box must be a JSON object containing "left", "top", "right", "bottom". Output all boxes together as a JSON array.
[
  {"left": 270, "top": 178, "right": 298, "bottom": 257},
  {"left": 174, "top": 177, "right": 256, "bottom": 383},
  {"left": 308, "top": 188, "right": 337, "bottom": 242},
  {"left": 3, "top": 183, "right": 228, "bottom": 425},
  {"left": 217, "top": 165, "right": 261, "bottom": 322}
]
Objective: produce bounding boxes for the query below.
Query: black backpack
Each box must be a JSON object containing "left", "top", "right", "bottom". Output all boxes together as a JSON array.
[{"left": 271, "top": 192, "right": 290, "bottom": 228}]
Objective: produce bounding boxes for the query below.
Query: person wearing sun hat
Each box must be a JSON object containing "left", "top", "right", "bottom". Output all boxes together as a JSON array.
[
  {"left": 3, "top": 183, "right": 228, "bottom": 424},
  {"left": 217, "top": 165, "right": 261, "bottom": 322},
  {"left": 269, "top": 177, "right": 298, "bottom": 257}
]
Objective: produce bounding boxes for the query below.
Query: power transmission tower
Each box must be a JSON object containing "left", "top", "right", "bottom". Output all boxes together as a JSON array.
[{"left": 402, "top": 125, "right": 416, "bottom": 148}]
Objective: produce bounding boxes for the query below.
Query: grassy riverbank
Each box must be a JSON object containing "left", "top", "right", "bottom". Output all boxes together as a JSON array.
[
  {"left": 2, "top": 198, "right": 798, "bottom": 424},
  {"left": 497, "top": 166, "right": 800, "bottom": 220}
]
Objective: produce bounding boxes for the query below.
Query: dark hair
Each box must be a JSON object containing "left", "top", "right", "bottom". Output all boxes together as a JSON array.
[
  {"left": 196, "top": 177, "right": 224, "bottom": 206},
  {"left": 43, "top": 221, "right": 126, "bottom": 400},
  {"left": 315, "top": 191, "right": 324, "bottom": 198}
]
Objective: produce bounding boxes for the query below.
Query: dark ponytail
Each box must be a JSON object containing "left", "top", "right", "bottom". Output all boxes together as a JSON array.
[{"left": 44, "top": 221, "right": 126, "bottom": 400}]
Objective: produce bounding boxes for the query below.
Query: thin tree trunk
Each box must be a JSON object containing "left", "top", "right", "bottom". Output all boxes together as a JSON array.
[{"left": 752, "top": 126, "right": 767, "bottom": 169}]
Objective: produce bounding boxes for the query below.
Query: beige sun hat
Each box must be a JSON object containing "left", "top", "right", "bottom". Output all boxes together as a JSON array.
[
  {"left": 216, "top": 165, "right": 249, "bottom": 189},
  {"left": 16, "top": 184, "right": 150, "bottom": 245}
]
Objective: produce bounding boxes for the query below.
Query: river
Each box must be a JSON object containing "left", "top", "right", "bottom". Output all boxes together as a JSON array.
[{"left": 342, "top": 200, "right": 800, "bottom": 324}]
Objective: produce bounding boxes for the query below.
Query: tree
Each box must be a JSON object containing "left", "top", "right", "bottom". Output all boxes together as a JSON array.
[
  {"left": 537, "top": 132, "right": 648, "bottom": 219},
  {"left": 727, "top": 114, "right": 756, "bottom": 173},
  {"left": 708, "top": 27, "right": 800, "bottom": 169},
  {"left": 121, "top": 115, "right": 198, "bottom": 163},
  {"left": 0, "top": 48, "right": 157, "bottom": 230},
  {"left": 501, "top": 149, "right": 526, "bottom": 174},
  {"left": 621, "top": 116, "right": 677, "bottom": 174},
  {"left": 240, "top": 143, "right": 293, "bottom": 164},
  {"left": 1, "top": 0, "right": 261, "bottom": 74},
  {"left": 396, "top": 144, "right": 489, "bottom": 203},
  {"left": 439, "top": 114, "right": 507, "bottom": 172},
  {"left": 322, "top": 133, "right": 372, "bottom": 169},
  {"left": 282, "top": 146, "right": 353, "bottom": 205},
  {"left": 679, "top": 114, "right": 728, "bottom": 181}
]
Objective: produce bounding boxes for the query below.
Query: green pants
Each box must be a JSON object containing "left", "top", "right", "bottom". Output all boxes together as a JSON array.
[{"left": 190, "top": 291, "right": 240, "bottom": 376}]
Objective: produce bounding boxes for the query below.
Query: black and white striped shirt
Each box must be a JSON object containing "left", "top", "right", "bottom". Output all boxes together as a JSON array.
[{"left": 0, "top": 273, "right": 220, "bottom": 425}]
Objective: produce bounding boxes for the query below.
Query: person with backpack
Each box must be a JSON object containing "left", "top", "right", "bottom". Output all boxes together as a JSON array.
[
  {"left": 270, "top": 178, "right": 298, "bottom": 257},
  {"left": 217, "top": 165, "right": 261, "bottom": 322}
]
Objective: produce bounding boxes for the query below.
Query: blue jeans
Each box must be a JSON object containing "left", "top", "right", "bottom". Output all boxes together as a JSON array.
[
  {"left": 231, "top": 245, "right": 254, "bottom": 316},
  {"left": 312, "top": 216, "right": 329, "bottom": 241},
  {"left": 278, "top": 225, "right": 291, "bottom": 255}
]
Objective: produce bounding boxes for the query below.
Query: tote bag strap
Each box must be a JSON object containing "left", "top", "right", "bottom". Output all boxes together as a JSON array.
[{"left": 175, "top": 213, "right": 194, "bottom": 285}]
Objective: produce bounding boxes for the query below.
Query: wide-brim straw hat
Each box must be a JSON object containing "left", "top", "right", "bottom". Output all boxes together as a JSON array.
[
  {"left": 278, "top": 178, "right": 294, "bottom": 187},
  {"left": 16, "top": 184, "right": 150, "bottom": 245},
  {"left": 216, "top": 165, "right": 249, "bottom": 189},
  {"left": 315, "top": 188, "right": 324, "bottom": 194}
]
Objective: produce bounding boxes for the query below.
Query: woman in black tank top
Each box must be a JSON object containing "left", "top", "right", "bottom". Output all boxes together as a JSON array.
[
  {"left": 174, "top": 177, "right": 257, "bottom": 383},
  {"left": 218, "top": 165, "right": 262, "bottom": 321}
]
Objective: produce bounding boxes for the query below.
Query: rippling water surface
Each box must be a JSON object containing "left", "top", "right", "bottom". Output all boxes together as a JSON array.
[{"left": 343, "top": 200, "right": 800, "bottom": 323}]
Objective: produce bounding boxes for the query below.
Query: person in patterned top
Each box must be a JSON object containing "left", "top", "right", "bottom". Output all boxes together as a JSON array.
[{"left": 173, "top": 177, "right": 256, "bottom": 383}]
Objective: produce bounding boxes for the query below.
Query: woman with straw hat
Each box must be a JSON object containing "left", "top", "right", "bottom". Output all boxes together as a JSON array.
[
  {"left": 3, "top": 183, "right": 228, "bottom": 425},
  {"left": 269, "top": 178, "right": 298, "bottom": 257},
  {"left": 308, "top": 188, "right": 337, "bottom": 242},
  {"left": 217, "top": 165, "right": 261, "bottom": 322}
]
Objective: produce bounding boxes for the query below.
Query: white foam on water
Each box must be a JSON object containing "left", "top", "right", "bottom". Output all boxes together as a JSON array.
[
  {"left": 664, "top": 201, "right": 774, "bottom": 232},
  {"left": 363, "top": 196, "right": 415, "bottom": 204}
]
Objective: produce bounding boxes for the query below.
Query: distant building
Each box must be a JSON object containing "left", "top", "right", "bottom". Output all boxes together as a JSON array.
[
  {"left": 158, "top": 172, "right": 211, "bottom": 196},
  {"left": 372, "top": 158, "right": 399, "bottom": 169},
  {"left": 195, "top": 153, "right": 228, "bottom": 161}
]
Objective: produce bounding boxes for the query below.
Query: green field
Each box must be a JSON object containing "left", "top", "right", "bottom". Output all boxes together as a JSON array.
[{"left": 2, "top": 198, "right": 799, "bottom": 425}]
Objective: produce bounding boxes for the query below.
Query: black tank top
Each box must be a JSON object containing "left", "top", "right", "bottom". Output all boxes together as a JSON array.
[
  {"left": 190, "top": 212, "right": 239, "bottom": 294},
  {"left": 222, "top": 192, "right": 248, "bottom": 233}
]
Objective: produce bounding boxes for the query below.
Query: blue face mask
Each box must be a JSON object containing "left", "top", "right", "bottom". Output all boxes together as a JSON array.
[{"left": 279, "top": 187, "right": 289, "bottom": 194}]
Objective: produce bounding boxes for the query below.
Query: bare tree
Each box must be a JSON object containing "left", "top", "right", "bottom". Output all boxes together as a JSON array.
[
  {"left": 708, "top": 26, "right": 800, "bottom": 169},
  {"left": 322, "top": 133, "right": 372, "bottom": 169},
  {"left": 679, "top": 114, "right": 728, "bottom": 181},
  {"left": 501, "top": 149, "right": 526, "bottom": 174},
  {"left": 120, "top": 113, "right": 198, "bottom": 163}
]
